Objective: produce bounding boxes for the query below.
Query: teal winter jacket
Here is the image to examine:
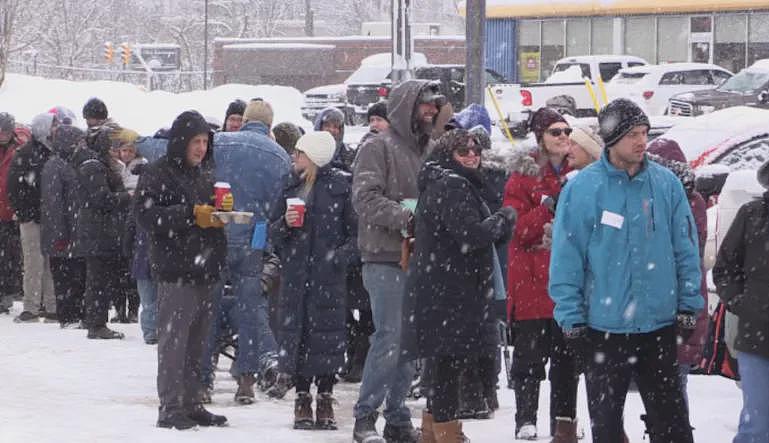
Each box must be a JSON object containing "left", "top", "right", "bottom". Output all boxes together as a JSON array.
[{"left": 548, "top": 151, "right": 703, "bottom": 333}]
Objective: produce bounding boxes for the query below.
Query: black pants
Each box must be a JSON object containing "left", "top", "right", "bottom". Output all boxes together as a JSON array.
[
  {"left": 112, "top": 257, "right": 139, "bottom": 319},
  {"left": 84, "top": 256, "right": 125, "bottom": 329},
  {"left": 584, "top": 325, "right": 693, "bottom": 443},
  {"left": 345, "top": 308, "right": 374, "bottom": 368},
  {"left": 295, "top": 375, "right": 335, "bottom": 394},
  {"left": 49, "top": 257, "right": 86, "bottom": 324},
  {"left": 511, "top": 319, "right": 578, "bottom": 431},
  {"left": 457, "top": 353, "right": 498, "bottom": 412},
  {"left": 0, "top": 221, "right": 22, "bottom": 298}
]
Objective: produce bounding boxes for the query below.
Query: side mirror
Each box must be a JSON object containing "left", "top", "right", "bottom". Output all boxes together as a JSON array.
[{"left": 759, "top": 90, "right": 769, "bottom": 104}]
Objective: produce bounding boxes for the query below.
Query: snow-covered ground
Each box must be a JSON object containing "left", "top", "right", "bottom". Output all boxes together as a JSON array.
[{"left": 0, "top": 301, "right": 742, "bottom": 443}]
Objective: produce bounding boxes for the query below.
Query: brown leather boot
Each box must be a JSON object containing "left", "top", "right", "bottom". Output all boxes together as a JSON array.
[
  {"left": 293, "top": 392, "right": 314, "bottom": 430},
  {"left": 315, "top": 393, "right": 337, "bottom": 430},
  {"left": 433, "top": 420, "right": 469, "bottom": 443},
  {"left": 420, "top": 411, "right": 436, "bottom": 443},
  {"left": 550, "top": 417, "right": 578, "bottom": 443},
  {"left": 235, "top": 373, "right": 256, "bottom": 404}
]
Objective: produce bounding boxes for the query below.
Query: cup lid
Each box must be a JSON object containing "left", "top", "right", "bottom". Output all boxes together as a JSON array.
[{"left": 214, "top": 181, "right": 231, "bottom": 188}]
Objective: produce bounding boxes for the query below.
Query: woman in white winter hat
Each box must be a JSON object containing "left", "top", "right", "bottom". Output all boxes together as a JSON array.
[
  {"left": 566, "top": 124, "right": 603, "bottom": 171},
  {"left": 269, "top": 130, "right": 358, "bottom": 432}
]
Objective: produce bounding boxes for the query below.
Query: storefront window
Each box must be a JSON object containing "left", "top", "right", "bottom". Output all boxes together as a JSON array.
[
  {"left": 658, "top": 16, "right": 689, "bottom": 63},
  {"left": 591, "top": 18, "right": 613, "bottom": 54},
  {"left": 715, "top": 14, "right": 747, "bottom": 73},
  {"left": 518, "top": 20, "right": 542, "bottom": 82},
  {"left": 625, "top": 17, "right": 656, "bottom": 63},
  {"left": 566, "top": 18, "right": 589, "bottom": 57},
  {"left": 541, "top": 20, "right": 565, "bottom": 80},
  {"left": 749, "top": 14, "right": 769, "bottom": 66}
]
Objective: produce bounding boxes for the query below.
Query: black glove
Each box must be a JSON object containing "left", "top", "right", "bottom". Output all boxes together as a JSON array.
[
  {"left": 130, "top": 162, "right": 147, "bottom": 175},
  {"left": 497, "top": 206, "right": 517, "bottom": 223},
  {"left": 676, "top": 312, "right": 697, "bottom": 343},
  {"left": 563, "top": 324, "right": 589, "bottom": 372}
]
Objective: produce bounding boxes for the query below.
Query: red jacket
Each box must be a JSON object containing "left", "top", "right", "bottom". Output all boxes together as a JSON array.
[
  {"left": 0, "top": 131, "right": 23, "bottom": 222},
  {"left": 504, "top": 151, "right": 570, "bottom": 321}
]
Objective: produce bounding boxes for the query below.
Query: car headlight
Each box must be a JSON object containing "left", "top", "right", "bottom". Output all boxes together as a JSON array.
[{"left": 699, "top": 105, "right": 716, "bottom": 114}]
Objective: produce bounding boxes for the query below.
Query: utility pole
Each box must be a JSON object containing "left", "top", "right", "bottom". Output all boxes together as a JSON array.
[
  {"left": 203, "top": 0, "right": 209, "bottom": 90},
  {"left": 465, "top": 0, "right": 486, "bottom": 106},
  {"left": 304, "top": 0, "right": 314, "bottom": 37},
  {"left": 391, "top": 0, "right": 413, "bottom": 85}
]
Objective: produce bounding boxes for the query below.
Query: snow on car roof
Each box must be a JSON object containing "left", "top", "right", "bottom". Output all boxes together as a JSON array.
[
  {"left": 618, "top": 63, "right": 731, "bottom": 75},
  {"left": 556, "top": 55, "right": 647, "bottom": 63}
]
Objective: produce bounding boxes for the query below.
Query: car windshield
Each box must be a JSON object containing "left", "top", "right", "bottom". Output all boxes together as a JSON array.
[
  {"left": 717, "top": 70, "right": 769, "bottom": 93},
  {"left": 552, "top": 63, "right": 590, "bottom": 79},
  {"left": 345, "top": 66, "right": 391, "bottom": 85},
  {"left": 612, "top": 72, "right": 648, "bottom": 84}
]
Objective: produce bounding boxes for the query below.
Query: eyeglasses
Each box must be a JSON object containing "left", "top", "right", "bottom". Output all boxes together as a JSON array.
[
  {"left": 454, "top": 146, "right": 482, "bottom": 157},
  {"left": 547, "top": 127, "right": 573, "bottom": 137}
]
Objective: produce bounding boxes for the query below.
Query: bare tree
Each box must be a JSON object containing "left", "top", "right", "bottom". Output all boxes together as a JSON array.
[{"left": 0, "top": 0, "right": 27, "bottom": 86}]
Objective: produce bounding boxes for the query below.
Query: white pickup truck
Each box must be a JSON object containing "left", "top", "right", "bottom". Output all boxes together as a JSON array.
[{"left": 486, "top": 55, "right": 647, "bottom": 136}]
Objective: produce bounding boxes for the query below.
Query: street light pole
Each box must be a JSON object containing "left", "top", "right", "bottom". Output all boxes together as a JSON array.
[{"left": 203, "top": 0, "right": 209, "bottom": 90}]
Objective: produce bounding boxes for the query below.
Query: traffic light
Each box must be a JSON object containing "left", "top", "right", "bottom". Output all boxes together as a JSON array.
[
  {"left": 104, "top": 42, "right": 114, "bottom": 63},
  {"left": 120, "top": 43, "right": 132, "bottom": 66}
]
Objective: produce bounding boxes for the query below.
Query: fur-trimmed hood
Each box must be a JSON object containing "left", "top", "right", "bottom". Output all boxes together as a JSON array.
[
  {"left": 503, "top": 142, "right": 542, "bottom": 177},
  {"left": 481, "top": 140, "right": 539, "bottom": 176}
]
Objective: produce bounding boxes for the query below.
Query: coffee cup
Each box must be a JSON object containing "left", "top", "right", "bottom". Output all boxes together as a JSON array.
[
  {"left": 214, "top": 182, "right": 231, "bottom": 210},
  {"left": 286, "top": 197, "right": 306, "bottom": 227}
]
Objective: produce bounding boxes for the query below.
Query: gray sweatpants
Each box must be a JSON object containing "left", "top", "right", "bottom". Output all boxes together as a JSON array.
[
  {"left": 156, "top": 281, "right": 217, "bottom": 416},
  {"left": 20, "top": 222, "right": 55, "bottom": 313}
]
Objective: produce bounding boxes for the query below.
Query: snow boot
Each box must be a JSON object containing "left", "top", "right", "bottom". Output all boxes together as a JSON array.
[
  {"left": 315, "top": 392, "right": 338, "bottom": 430},
  {"left": 294, "top": 392, "right": 314, "bottom": 430},
  {"left": 550, "top": 417, "right": 578, "bottom": 443},
  {"left": 420, "top": 411, "right": 436, "bottom": 443},
  {"left": 14, "top": 311, "right": 39, "bottom": 323},
  {"left": 383, "top": 420, "right": 421, "bottom": 443},
  {"left": 157, "top": 413, "right": 198, "bottom": 430},
  {"left": 188, "top": 405, "right": 228, "bottom": 427},
  {"left": 515, "top": 423, "right": 538, "bottom": 440},
  {"left": 433, "top": 420, "right": 470, "bottom": 443},
  {"left": 353, "top": 412, "right": 385, "bottom": 443},
  {"left": 87, "top": 326, "right": 124, "bottom": 339},
  {"left": 235, "top": 373, "right": 256, "bottom": 404},
  {"left": 265, "top": 372, "right": 293, "bottom": 400}
]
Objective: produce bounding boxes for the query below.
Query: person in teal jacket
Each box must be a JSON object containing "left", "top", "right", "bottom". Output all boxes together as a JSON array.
[{"left": 548, "top": 99, "right": 703, "bottom": 443}]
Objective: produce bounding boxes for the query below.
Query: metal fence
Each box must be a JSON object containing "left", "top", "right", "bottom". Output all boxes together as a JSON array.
[{"left": 6, "top": 59, "right": 222, "bottom": 93}]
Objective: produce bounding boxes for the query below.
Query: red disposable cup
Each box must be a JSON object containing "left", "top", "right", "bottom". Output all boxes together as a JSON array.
[
  {"left": 214, "top": 182, "right": 231, "bottom": 210},
  {"left": 287, "top": 198, "right": 306, "bottom": 227}
]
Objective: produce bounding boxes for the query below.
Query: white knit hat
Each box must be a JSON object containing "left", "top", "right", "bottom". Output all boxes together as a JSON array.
[
  {"left": 569, "top": 124, "right": 604, "bottom": 160},
  {"left": 295, "top": 131, "right": 336, "bottom": 168}
]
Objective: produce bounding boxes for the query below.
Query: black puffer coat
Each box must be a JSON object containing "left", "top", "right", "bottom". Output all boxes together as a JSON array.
[
  {"left": 713, "top": 192, "right": 769, "bottom": 360},
  {"left": 71, "top": 127, "right": 131, "bottom": 257},
  {"left": 270, "top": 166, "right": 358, "bottom": 377},
  {"left": 134, "top": 111, "right": 226, "bottom": 286},
  {"left": 404, "top": 131, "right": 514, "bottom": 359}
]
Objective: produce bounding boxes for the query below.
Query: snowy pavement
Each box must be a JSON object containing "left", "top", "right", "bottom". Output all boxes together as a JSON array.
[{"left": 0, "top": 301, "right": 741, "bottom": 442}]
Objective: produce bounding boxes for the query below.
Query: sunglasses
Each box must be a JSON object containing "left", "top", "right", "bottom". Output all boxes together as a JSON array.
[
  {"left": 547, "top": 127, "right": 573, "bottom": 137},
  {"left": 454, "top": 146, "right": 482, "bottom": 157}
]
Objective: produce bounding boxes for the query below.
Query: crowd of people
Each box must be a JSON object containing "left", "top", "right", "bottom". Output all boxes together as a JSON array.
[{"left": 0, "top": 77, "right": 767, "bottom": 443}]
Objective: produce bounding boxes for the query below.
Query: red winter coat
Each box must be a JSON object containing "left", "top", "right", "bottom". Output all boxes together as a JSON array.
[
  {"left": 0, "top": 131, "right": 23, "bottom": 222},
  {"left": 504, "top": 150, "right": 570, "bottom": 321}
]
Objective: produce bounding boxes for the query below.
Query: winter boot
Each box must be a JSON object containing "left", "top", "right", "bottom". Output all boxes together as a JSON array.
[
  {"left": 265, "top": 372, "right": 293, "bottom": 400},
  {"left": 383, "top": 420, "right": 421, "bottom": 443},
  {"left": 293, "top": 392, "right": 314, "bottom": 430},
  {"left": 420, "top": 411, "right": 436, "bottom": 443},
  {"left": 315, "top": 392, "right": 338, "bottom": 430},
  {"left": 14, "top": 311, "right": 39, "bottom": 323},
  {"left": 235, "top": 373, "right": 256, "bottom": 404},
  {"left": 157, "top": 413, "right": 198, "bottom": 430},
  {"left": 433, "top": 420, "right": 470, "bottom": 443},
  {"left": 353, "top": 412, "right": 385, "bottom": 443},
  {"left": 87, "top": 326, "right": 125, "bottom": 339},
  {"left": 515, "top": 423, "right": 538, "bottom": 440},
  {"left": 188, "top": 405, "right": 228, "bottom": 427},
  {"left": 514, "top": 377, "right": 540, "bottom": 438},
  {"left": 550, "top": 417, "right": 578, "bottom": 443}
]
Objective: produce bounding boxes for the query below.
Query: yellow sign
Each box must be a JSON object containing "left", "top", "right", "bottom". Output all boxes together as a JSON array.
[{"left": 519, "top": 51, "right": 541, "bottom": 83}]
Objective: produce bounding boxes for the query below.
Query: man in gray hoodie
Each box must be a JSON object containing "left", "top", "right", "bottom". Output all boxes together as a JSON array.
[{"left": 351, "top": 80, "right": 445, "bottom": 443}]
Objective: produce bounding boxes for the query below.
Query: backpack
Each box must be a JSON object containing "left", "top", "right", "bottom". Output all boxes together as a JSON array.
[{"left": 696, "top": 302, "right": 739, "bottom": 380}]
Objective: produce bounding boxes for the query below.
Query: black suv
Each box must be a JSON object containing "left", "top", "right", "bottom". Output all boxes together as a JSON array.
[{"left": 669, "top": 62, "right": 769, "bottom": 116}]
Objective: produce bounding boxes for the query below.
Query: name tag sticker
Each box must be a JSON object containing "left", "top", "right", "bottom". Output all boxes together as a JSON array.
[{"left": 601, "top": 210, "right": 624, "bottom": 229}]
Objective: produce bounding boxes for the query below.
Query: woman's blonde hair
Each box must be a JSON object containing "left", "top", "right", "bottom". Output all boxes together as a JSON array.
[{"left": 298, "top": 152, "right": 318, "bottom": 198}]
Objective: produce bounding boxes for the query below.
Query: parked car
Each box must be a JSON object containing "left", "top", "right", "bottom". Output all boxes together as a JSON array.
[
  {"left": 607, "top": 63, "right": 733, "bottom": 116},
  {"left": 301, "top": 83, "right": 347, "bottom": 123},
  {"left": 669, "top": 59, "right": 769, "bottom": 117},
  {"left": 488, "top": 55, "right": 648, "bottom": 135}
]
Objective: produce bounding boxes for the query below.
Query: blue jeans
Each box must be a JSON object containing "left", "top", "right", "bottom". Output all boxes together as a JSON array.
[
  {"left": 136, "top": 279, "right": 157, "bottom": 343},
  {"left": 353, "top": 263, "right": 414, "bottom": 426},
  {"left": 227, "top": 245, "right": 277, "bottom": 376},
  {"left": 734, "top": 352, "right": 769, "bottom": 443}
]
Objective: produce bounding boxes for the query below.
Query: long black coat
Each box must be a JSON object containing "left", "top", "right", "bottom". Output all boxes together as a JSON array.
[
  {"left": 270, "top": 166, "right": 358, "bottom": 377},
  {"left": 7, "top": 140, "right": 50, "bottom": 223},
  {"left": 71, "top": 148, "right": 131, "bottom": 257},
  {"left": 404, "top": 157, "right": 513, "bottom": 359},
  {"left": 134, "top": 111, "right": 226, "bottom": 286},
  {"left": 713, "top": 192, "right": 769, "bottom": 360}
]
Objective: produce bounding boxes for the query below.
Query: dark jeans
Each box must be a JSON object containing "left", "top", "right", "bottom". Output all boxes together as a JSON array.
[
  {"left": 346, "top": 308, "right": 374, "bottom": 369},
  {"left": 511, "top": 319, "right": 578, "bottom": 431},
  {"left": 295, "top": 375, "right": 335, "bottom": 395},
  {"left": 0, "top": 221, "right": 23, "bottom": 304},
  {"left": 49, "top": 257, "right": 86, "bottom": 324},
  {"left": 84, "top": 256, "right": 125, "bottom": 329},
  {"left": 112, "top": 257, "right": 139, "bottom": 319},
  {"left": 156, "top": 281, "right": 217, "bottom": 416},
  {"left": 584, "top": 325, "right": 693, "bottom": 443},
  {"left": 428, "top": 356, "right": 465, "bottom": 423}
]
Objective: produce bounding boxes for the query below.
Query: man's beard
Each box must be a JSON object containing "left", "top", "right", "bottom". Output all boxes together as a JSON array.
[{"left": 417, "top": 116, "right": 434, "bottom": 136}]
